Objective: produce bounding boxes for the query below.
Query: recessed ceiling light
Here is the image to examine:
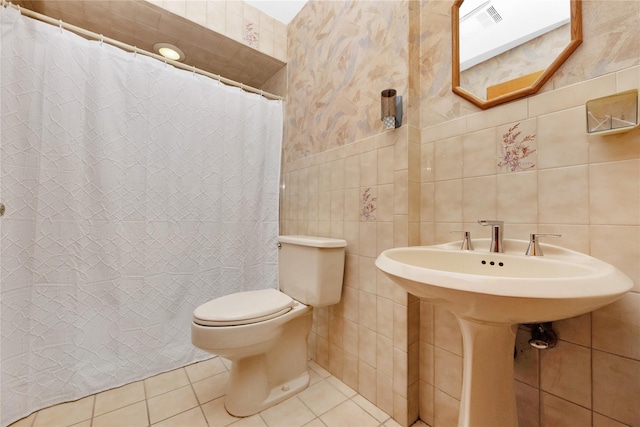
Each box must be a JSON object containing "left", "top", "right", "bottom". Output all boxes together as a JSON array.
[{"left": 153, "top": 43, "right": 185, "bottom": 62}]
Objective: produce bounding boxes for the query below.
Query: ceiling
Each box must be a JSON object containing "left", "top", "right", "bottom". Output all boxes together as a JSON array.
[
  {"left": 245, "top": 0, "right": 307, "bottom": 25},
  {"left": 12, "top": 0, "right": 286, "bottom": 92}
]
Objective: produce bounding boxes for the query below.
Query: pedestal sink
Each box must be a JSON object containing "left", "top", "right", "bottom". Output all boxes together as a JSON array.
[{"left": 375, "top": 239, "right": 633, "bottom": 427}]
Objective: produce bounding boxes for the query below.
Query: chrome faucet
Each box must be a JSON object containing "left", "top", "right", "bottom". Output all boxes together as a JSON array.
[
  {"left": 478, "top": 220, "right": 504, "bottom": 253},
  {"left": 525, "top": 233, "right": 561, "bottom": 256}
]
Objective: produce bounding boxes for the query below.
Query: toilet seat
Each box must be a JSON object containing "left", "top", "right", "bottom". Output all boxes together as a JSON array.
[{"left": 193, "top": 288, "right": 295, "bottom": 327}]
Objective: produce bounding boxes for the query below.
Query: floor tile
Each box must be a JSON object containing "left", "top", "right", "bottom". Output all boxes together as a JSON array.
[
  {"left": 201, "top": 396, "right": 240, "bottom": 427},
  {"left": 352, "top": 394, "right": 391, "bottom": 422},
  {"left": 152, "top": 407, "right": 208, "bottom": 427},
  {"left": 185, "top": 357, "right": 228, "bottom": 383},
  {"left": 147, "top": 385, "right": 199, "bottom": 424},
  {"left": 320, "top": 400, "right": 379, "bottom": 427},
  {"left": 301, "top": 419, "right": 325, "bottom": 427},
  {"left": 297, "top": 380, "right": 348, "bottom": 416},
  {"left": 32, "top": 395, "right": 94, "bottom": 427},
  {"left": 11, "top": 360, "right": 418, "bottom": 427},
  {"left": 260, "top": 396, "right": 315, "bottom": 427},
  {"left": 192, "top": 371, "right": 229, "bottom": 404},
  {"left": 144, "top": 368, "right": 190, "bottom": 398},
  {"left": 228, "top": 414, "right": 268, "bottom": 427},
  {"left": 94, "top": 381, "right": 146, "bottom": 416},
  {"left": 92, "top": 401, "right": 148, "bottom": 427}
]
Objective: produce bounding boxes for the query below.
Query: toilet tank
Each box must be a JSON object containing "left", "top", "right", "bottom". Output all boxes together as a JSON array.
[{"left": 278, "top": 235, "right": 347, "bottom": 307}]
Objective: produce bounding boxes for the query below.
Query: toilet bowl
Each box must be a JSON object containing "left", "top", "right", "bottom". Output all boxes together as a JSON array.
[{"left": 191, "top": 235, "right": 346, "bottom": 417}]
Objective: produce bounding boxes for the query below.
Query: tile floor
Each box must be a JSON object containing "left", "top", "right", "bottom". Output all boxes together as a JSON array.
[{"left": 9, "top": 358, "right": 428, "bottom": 427}]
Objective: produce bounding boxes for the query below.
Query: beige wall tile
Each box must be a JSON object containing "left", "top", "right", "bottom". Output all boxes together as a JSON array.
[
  {"left": 589, "top": 160, "right": 640, "bottom": 225},
  {"left": 593, "top": 350, "right": 640, "bottom": 426},
  {"left": 360, "top": 151, "right": 378, "bottom": 188},
  {"left": 540, "top": 392, "right": 591, "bottom": 427},
  {"left": 358, "top": 324, "right": 377, "bottom": 368},
  {"left": 462, "top": 176, "right": 497, "bottom": 223},
  {"left": 538, "top": 166, "right": 589, "bottom": 224},
  {"left": 537, "top": 107, "right": 589, "bottom": 169},
  {"left": 433, "top": 307, "right": 462, "bottom": 357},
  {"left": 434, "top": 137, "right": 463, "bottom": 181},
  {"left": 553, "top": 313, "right": 591, "bottom": 347},
  {"left": 496, "top": 171, "right": 538, "bottom": 223},
  {"left": 588, "top": 128, "right": 640, "bottom": 163},
  {"left": 540, "top": 341, "right": 591, "bottom": 408},
  {"left": 514, "top": 327, "right": 539, "bottom": 387},
  {"left": 434, "top": 180, "right": 463, "bottom": 223},
  {"left": 393, "top": 348, "right": 408, "bottom": 398},
  {"left": 590, "top": 226, "right": 640, "bottom": 291},
  {"left": 342, "top": 352, "right": 359, "bottom": 392},
  {"left": 419, "top": 341, "right": 435, "bottom": 386},
  {"left": 463, "top": 128, "right": 498, "bottom": 178},
  {"left": 184, "top": 1, "right": 206, "bottom": 26},
  {"left": 592, "top": 292, "right": 640, "bottom": 360},
  {"left": 433, "top": 348, "right": 462, "bottom": 400},
  {"left": 433, "top": 389, "right": 460, "bottom": 427},
  {"left": 421, "top": 142, "right": 435, "bottom": 183},
  {"left": 529, "top": 74, "right": 617, "bottom": 117},
  {"left": 616, "top": 65, "right": 640, "bottom": 91},
  {"left": 376, "top": 334, "right": 394, "bottom": 378},
  {"left": 357, "top": 361, "right": 377, "bottom": 405},
  {"left": 378, "top": 146, "right": 395, "bottom": 185},
  {"left": 466, "top": 99, "right": 528, "bottom": 133},
  {"left": 515, "top": 381, "right": 539, "bottom": 427},
  {"left": 593, "top": 413, "right": 630, "bottom": 427}
]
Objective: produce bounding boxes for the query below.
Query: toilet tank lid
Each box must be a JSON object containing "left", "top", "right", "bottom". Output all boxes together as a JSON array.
[{"left": 278, "top": 235, "right": 347, "bottom": 248}]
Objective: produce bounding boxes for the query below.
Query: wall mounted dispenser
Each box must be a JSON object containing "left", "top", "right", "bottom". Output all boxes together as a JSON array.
[
  {"left": 381, "top": 89, "right": 403, "bottom": 129},
  {"left": 586, "top": 89, "right": 639, "bottom": 135}
]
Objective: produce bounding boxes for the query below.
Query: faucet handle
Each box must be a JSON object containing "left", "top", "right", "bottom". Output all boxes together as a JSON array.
[
  {"left": 478, "top": 220, "right": 504, "bottom": 227},
  {"left": 450, "top": 231, "right": 473, "bottom": 251},
  {"left": 526, "top": 233, "right": 561, "bottom": 256}
]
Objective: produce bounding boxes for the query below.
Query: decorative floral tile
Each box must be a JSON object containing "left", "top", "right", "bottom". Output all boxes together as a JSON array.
[
  {"left": 360, "top": 187, "right": 377, "bottom": 221},
  {"left": 243, "top": 20, "right": 259, "bottom": 48},
  {"left": 497, "top": 121, "right": 537, "bottom": 173}
]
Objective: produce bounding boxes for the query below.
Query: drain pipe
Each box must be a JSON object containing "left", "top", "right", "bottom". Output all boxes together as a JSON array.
[{"left": 528, "top": 322, "right": 558, "bottom": 349}]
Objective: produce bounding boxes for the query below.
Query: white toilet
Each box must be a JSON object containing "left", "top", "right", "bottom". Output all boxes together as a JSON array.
[{"left": 191, "top": 235, "right": 347, "bottom": 417}]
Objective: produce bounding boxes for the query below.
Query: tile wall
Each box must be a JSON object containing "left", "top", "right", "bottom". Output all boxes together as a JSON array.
[
  {"left": 280, "top": 127, "right": 422, "bottom": 426},
  {"left": 284, "top": 1, "right": 639, "bottom": 427},
  {"left": 415, "top": 0, "right": 639, "bottom": 424},
  {"left": 418, "top": 66, "right": 640, "bottom": 427},
  {"left": 147, "top": 0, "right": 287, "bottom": 61}
]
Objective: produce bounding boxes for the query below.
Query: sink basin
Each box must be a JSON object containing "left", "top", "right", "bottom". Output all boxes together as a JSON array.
[
  {"left": 375, "top": 239, "right": 633, "bottom": 427},
  {"left": 376, "top": 238, "right": 633, "bottom": 324}
]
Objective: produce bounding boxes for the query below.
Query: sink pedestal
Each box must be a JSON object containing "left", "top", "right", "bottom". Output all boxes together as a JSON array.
[{"left": 457, "top": 318, "right": 519, "bottom": 427}]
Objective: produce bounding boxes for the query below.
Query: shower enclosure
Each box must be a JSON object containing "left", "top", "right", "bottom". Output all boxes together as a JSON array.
[{"left": 0, "top": 7, "right": 283, "bottom": 426}]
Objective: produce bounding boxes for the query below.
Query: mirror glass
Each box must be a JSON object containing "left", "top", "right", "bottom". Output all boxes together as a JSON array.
[{"left": 452, "top": 0, "right": 582, "bottom": 109}]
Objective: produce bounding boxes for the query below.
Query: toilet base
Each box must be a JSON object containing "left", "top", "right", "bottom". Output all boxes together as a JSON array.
[
  {"left": 225, "top": 362, "right": 309, "bottom": 417},
  {"left": 222, "top": 309, "right": 313, "bottom": 417}
]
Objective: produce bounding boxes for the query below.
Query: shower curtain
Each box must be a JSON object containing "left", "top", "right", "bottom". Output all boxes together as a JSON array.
[{"left": 0, "top": 7, "right": 282, "bottom": 426}]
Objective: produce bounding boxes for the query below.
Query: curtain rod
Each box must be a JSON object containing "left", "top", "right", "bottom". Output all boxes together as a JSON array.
[{"left": 3, "top": 2, "right": 284, "bottom": 101}]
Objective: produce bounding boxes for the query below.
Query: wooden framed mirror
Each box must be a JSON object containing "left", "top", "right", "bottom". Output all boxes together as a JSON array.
[{"left": 452, "top": 0, "right": 582, "bottom": 109}]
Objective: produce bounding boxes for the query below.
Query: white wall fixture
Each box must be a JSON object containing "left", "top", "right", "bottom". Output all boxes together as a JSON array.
[{"left": 586, "top": 89, "right": 639, "bottom": 135}]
